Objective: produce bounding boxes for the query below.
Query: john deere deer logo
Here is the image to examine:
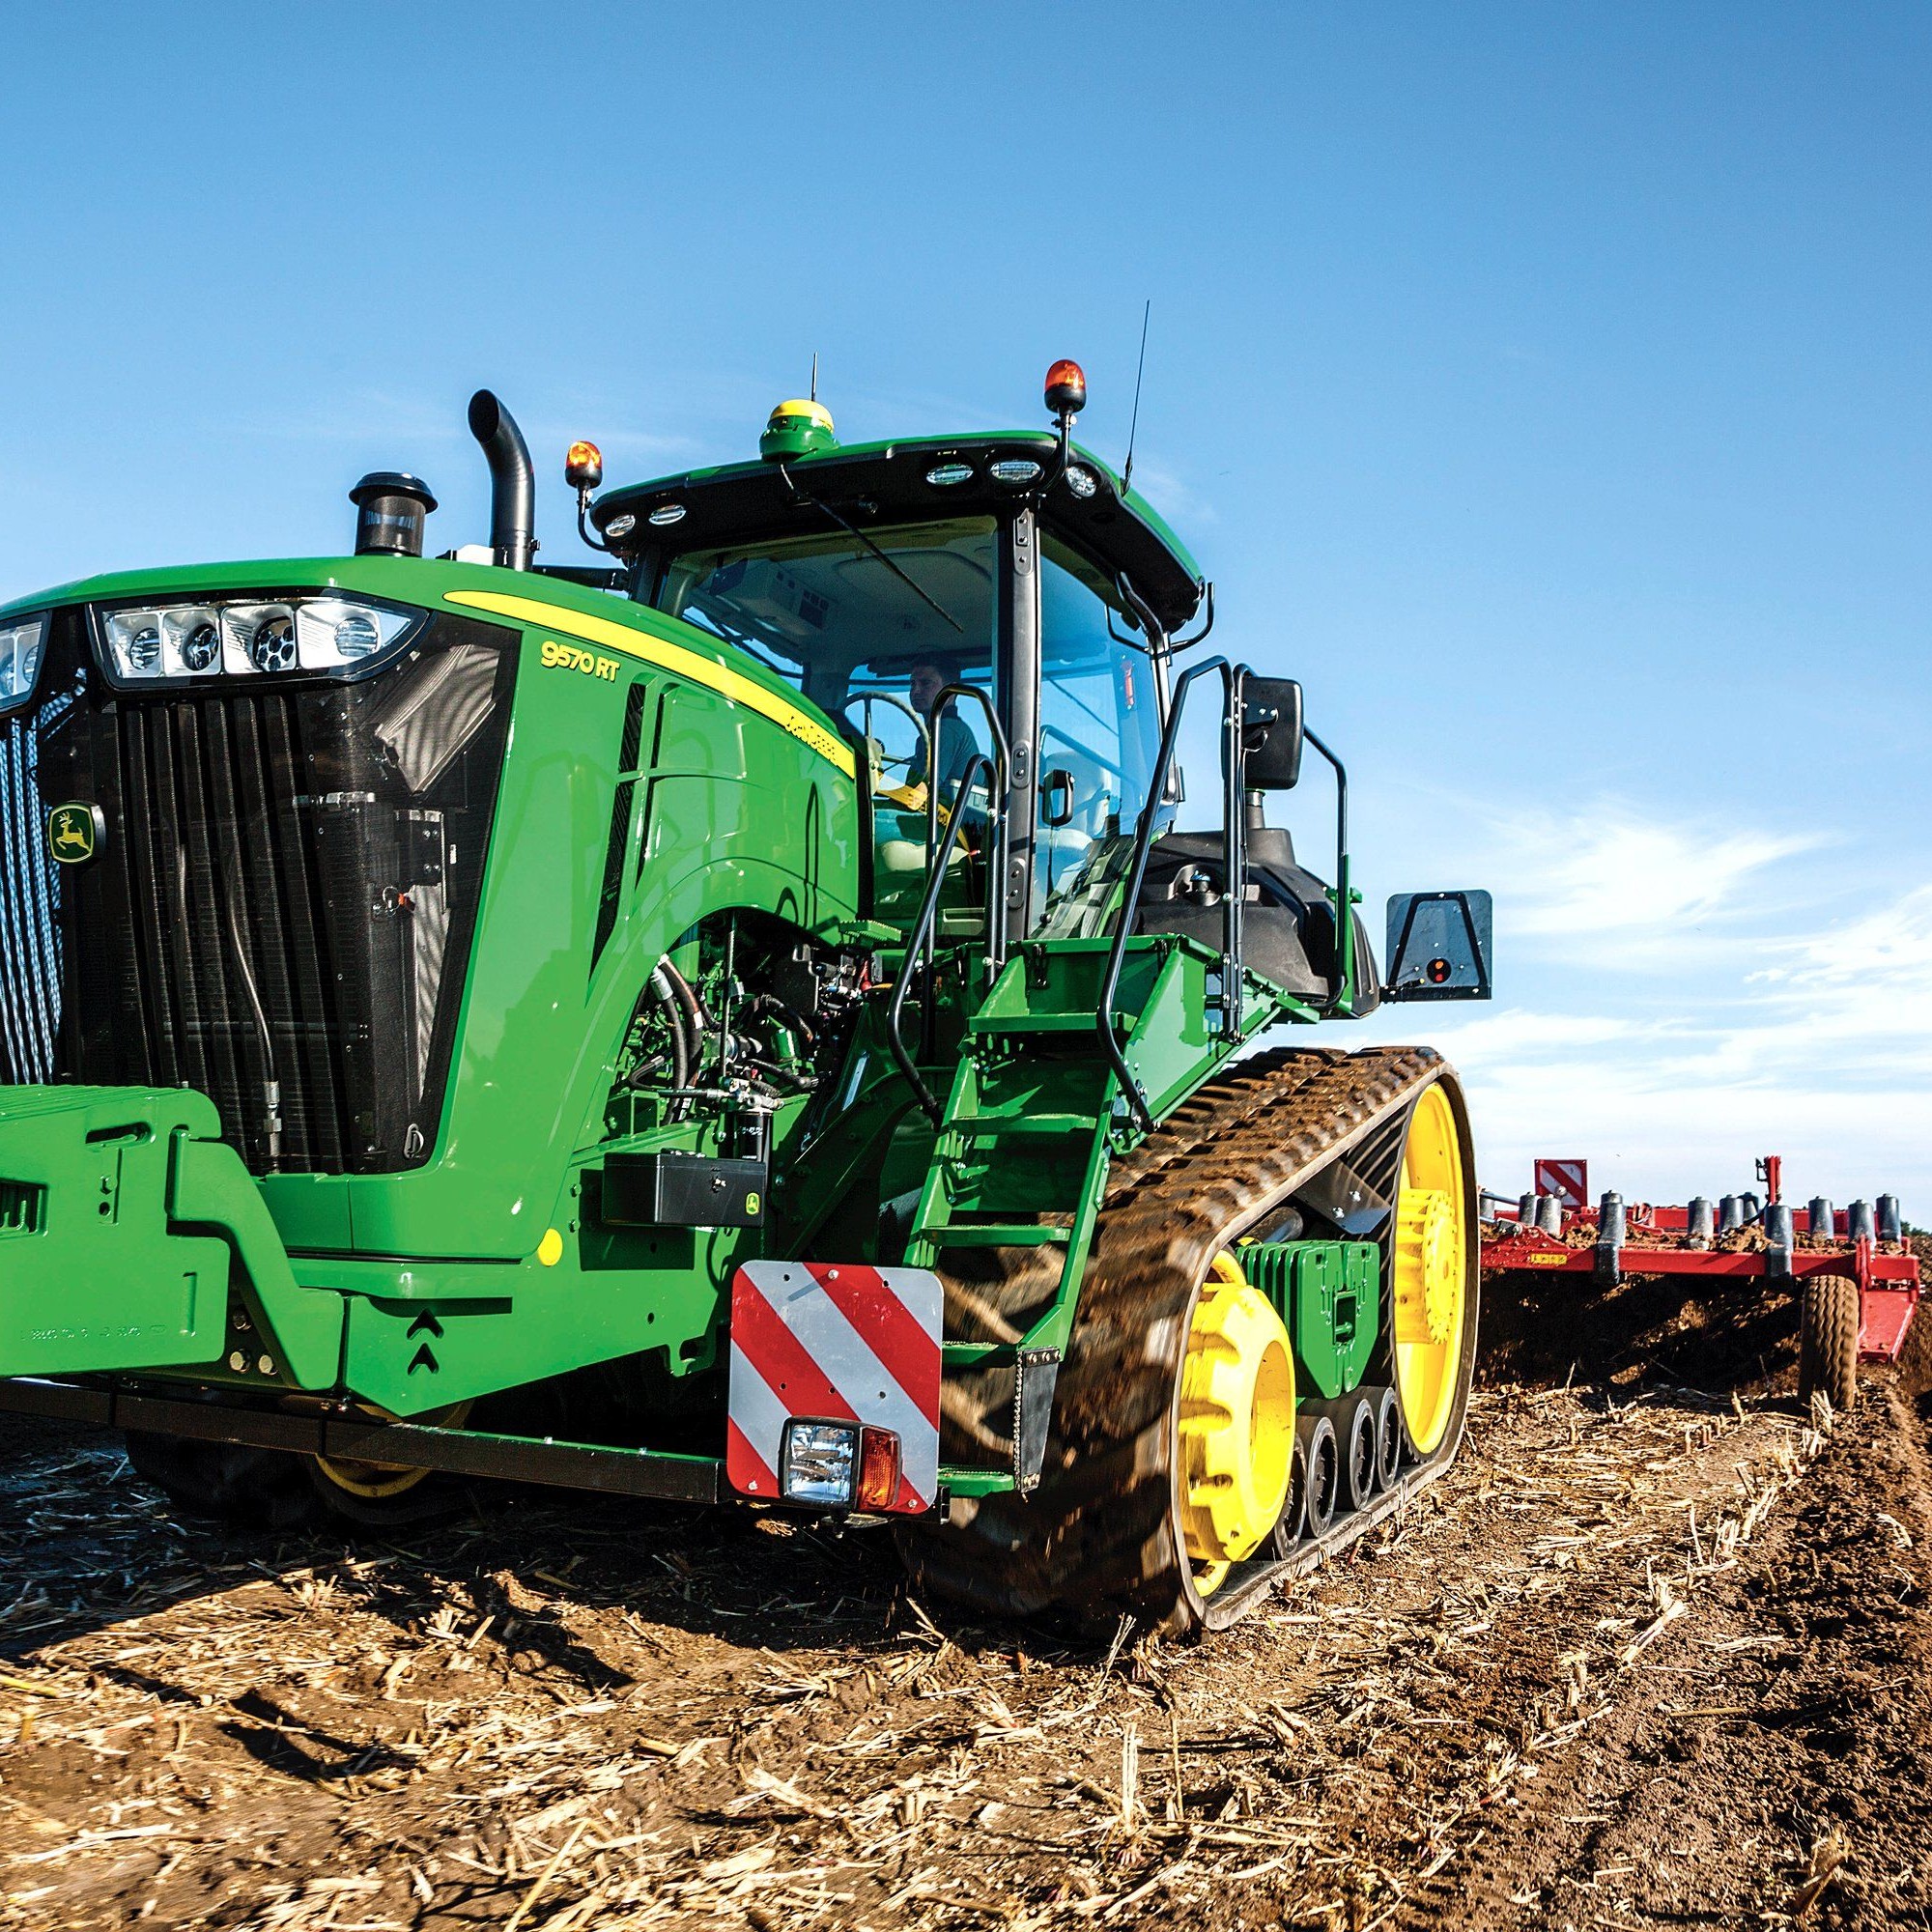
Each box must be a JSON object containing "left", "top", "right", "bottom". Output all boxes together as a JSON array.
[{"left": 46, "top": 803, "right": 100, "bottom": 866}]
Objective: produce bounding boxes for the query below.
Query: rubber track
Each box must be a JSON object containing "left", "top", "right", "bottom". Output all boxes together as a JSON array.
[{"left": 905, "top": 1044, "right": 1463, "bottom": 1635}]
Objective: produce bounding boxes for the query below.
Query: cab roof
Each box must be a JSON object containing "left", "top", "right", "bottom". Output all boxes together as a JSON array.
[{"left": 590, "top": 430, "right": 1207, "bottom": 638}]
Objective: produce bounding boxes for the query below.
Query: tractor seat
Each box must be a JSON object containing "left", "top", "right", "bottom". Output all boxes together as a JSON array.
[{"left": 1134, "top": 826, "right": 1378, "bottom": 1007}]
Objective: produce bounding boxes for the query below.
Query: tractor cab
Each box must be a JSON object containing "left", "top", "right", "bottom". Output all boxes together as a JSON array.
[{"left": 586, "top": 371, "right": 1486, "bottom": 1017}]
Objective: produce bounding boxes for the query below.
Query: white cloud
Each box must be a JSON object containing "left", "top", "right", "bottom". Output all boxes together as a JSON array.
[
  {"left": 1351, "top": 800, "right": 1932, "bottom": 1206},
  {"left": 1491, "top": 804, "right": 1826, "bottom": 959}
]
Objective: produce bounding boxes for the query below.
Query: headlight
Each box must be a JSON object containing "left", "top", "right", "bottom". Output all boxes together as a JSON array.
[
  {"left": 94, "top": 593, "right": 422, "bottom": 689},
  {"left": 164, "top": 608, "right": 222, "bottom": 676},
  {"left": 104, "top": 610, "right": 166, "bottom": 679},
  {"left": 779, "top": 1418, "right": 858, "bottom": 1507},
  {"left": 0, "top": 614, "right": 46, "bottom": 707},
  {"left": 295, "top": 598, "right": 414, "bottom": 668},
  {"left": 222, "top": 603, "right": 298, "bottom": 674}
]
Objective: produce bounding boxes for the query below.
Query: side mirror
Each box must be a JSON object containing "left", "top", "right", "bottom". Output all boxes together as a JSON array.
[
  {"left": 1384, "top": 891, "right": 1493, "bottom": 1001},
  {"left": 1241, "top": 676, "right": 1304, "bottom": 790},
  {"left": 1041, "top": 768, "right": 1077, "bottom": 829}
]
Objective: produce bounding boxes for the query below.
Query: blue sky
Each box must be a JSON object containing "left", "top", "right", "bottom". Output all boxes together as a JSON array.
[{"left": 3, "top": 6, "right": 1927, "bottom": 1207}]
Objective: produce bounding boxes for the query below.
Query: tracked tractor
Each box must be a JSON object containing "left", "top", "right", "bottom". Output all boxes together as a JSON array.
[{"left": 0, "top": 364, "right": 1491, "bottom": 1633}]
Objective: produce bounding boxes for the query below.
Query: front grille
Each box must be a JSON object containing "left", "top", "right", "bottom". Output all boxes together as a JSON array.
[
  {"left": 0, "top": 698, "right": 65, "bottom": 1084},
  {"left": 7, "top": 608, "right": 516, "bottom": 1174}
]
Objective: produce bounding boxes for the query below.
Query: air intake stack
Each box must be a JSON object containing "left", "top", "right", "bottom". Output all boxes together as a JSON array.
[{"left": 349, "top": 472, "right": 438, "bottom": 557}]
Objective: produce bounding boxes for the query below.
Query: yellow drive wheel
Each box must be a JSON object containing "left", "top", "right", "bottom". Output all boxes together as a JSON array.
[
  {"left": 1391, "top": 1083, "right": 1469, "bottom": 1456},
  {"left": 1178, "top": 1250, "right": 1297, "bottom": 1597},
  {"left": 311, "top": 1402, "right": 471, "bottom": 1501}
]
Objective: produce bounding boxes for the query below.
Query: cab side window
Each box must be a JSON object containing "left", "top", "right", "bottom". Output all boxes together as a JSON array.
[{"left": 1035, "top": 540, "right": 1162, "bottom": 932}]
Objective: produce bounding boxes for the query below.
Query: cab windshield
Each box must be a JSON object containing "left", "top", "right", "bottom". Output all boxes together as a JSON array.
[
  {"left": 647, "top": 514, "right": 1167, "bottom": 935},
  {"left": 651, "top": 516, "right": 997, "bottom": 733}
]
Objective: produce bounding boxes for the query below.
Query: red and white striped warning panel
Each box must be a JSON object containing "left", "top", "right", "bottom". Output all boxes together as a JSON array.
[
  {"left": 726, "top": 1262, "right": 942, "bottom": 1515},
  {"left": 1534, "top": 1158, "right": 1589, "bottom": 1209}
]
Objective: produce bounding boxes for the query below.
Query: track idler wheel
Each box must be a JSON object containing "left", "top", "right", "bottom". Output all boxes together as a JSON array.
[
  {"left": 1391, "top": 1083, "right": 1472, "bottom": 1456},
  {"left": 1178, "top": 1252, "right": 1296, "bottom": 1597},
  {"left": 1799, "top": 1274, "right": 1860, "bottom": 1415},
  {"left": 307, "top": 1403, "right": 473, "bottom": 1526}
]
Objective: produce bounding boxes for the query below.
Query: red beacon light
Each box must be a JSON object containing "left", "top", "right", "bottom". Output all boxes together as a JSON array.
[
  {"left": 564, "top": 440, "right": 604, "bottom": 494},
  {"left": 1044, "top": 358, "right": 1087, "bottom": 422}
]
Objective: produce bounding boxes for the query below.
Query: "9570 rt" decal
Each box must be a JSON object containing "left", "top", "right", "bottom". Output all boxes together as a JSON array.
[{"left": 540, "top": 639, "right": 621, "bottom": 681}]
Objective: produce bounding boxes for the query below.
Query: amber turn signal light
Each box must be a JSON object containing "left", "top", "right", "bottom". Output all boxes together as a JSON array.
[{"left": 856, "top": 1426, "right": 902, "bottom": 1510}]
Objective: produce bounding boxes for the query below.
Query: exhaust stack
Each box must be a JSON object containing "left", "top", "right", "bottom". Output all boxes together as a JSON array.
[{"left": 467, "top": 389, "right": 535, "bottom": 571}]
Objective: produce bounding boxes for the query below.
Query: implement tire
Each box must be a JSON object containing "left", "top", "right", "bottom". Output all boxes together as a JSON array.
[{"left": 1798, "top": 1273, "right": 1860, "bottom": 1416}]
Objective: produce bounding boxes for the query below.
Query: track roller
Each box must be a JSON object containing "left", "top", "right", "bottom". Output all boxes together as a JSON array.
[
  {"left": 1372, "top": 1385, "right": 1402, "bottom": 1492},
  {"left": 1331, "top": 1394, "right": 1378, "bottom": 1515},
  {"left": 1274, "top": 1432, "right": 1310, "bottom": 1553},
  {"left": 1296, "top": 1411, "right": 1340, "bottom": 1538}
]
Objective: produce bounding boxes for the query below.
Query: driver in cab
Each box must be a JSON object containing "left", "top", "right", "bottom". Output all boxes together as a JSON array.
[{"left": 904, "top": 654, "right": 980, "bottom": 810}]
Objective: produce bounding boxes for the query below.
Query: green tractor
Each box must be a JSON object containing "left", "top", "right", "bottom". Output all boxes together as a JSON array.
[{"left": 0, "top": 364, "right": 1492, "bottom": 1633}]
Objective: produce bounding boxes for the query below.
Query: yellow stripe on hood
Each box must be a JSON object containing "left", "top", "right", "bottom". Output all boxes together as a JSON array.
[{"left": 444, "top": 587, "right": 856, "bottom": 779}]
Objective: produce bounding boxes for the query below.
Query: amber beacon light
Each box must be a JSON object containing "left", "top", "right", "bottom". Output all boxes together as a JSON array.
[
  {"left": 1044, "top": 358, "right": 1088, "bottom": 421},
  {"left": 565, "top": 440, "right": 605, "bottom": 492}
]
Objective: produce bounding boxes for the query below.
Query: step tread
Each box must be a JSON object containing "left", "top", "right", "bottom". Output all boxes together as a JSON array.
[
  {"left": 947, "top": 1114, "right": 1100, "bottom": 1139},
  {"left": 915, "top": 1223, "right": 1072, "bottom": 1249},
  {"left": 967, "top": 1010, "right": 1117, "bottom": 1037}
]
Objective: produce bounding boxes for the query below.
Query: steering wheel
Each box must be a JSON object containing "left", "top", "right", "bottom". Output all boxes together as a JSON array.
[{"left": 842, "top": 692, "right": 928, "bottom": 777}]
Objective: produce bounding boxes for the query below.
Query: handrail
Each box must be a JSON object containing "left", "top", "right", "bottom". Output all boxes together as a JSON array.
[
  {"left": 1095, "top": 656, "right": 1242, "bottom": 1130},
  {"left": 887, "top": 751, "right": 994, "bottom": 1126},
  {"left": 922, "top": 682, "right": 1011, "bottom": 986}
]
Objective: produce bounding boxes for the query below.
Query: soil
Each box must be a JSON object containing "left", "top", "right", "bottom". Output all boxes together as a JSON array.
[{"left": 4, "top": 1251, "right": 1932, "bottom": 1929}]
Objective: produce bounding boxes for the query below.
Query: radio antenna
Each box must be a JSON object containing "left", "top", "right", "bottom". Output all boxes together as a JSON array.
[
  {"left": 810, "top": 352, "right": 818, "bottom": 403},
  {"left": 1122, "top": 299, "right": 1151, "bottom": 493}
]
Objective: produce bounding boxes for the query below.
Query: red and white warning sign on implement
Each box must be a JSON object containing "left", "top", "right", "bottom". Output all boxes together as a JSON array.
[
  {"left": 1534, "top": 1159, "right": 1589, "bottom": 1209},
  {"left": 727, "top": 1262, "right": 942, "bottom": 1514}
]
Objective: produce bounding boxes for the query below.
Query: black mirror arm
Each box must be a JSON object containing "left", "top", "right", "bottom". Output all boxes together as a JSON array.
[{"left": 1107, "top": 574, "right": 1169, "bottom": 659}]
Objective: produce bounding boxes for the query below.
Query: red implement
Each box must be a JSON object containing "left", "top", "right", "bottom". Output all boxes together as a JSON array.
[{"left": 1485, "top": 1162, "right": 1920, "bottom": 1364}]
